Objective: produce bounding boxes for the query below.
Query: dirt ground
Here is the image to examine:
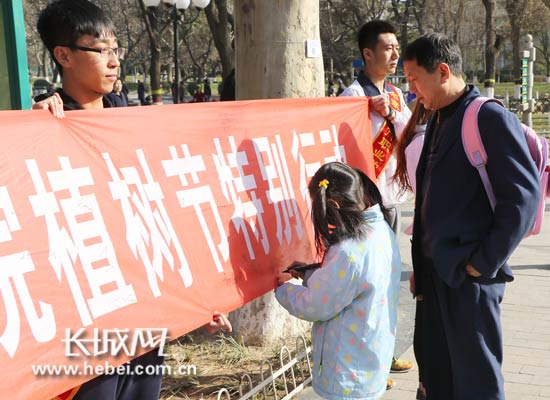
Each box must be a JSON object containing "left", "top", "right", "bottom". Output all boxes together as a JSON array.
[{"left": 159, "top": 329, "right": 311, "bottom": 400}]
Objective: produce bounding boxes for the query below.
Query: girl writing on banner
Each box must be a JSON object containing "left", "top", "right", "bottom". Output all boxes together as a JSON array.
[{"left": 275, "top": 162, "right": 402, "bottom": 400}]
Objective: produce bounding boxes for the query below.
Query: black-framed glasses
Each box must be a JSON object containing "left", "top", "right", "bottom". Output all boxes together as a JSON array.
[{"left": 62, "top": 45, "right": 127, "bottom": 60}]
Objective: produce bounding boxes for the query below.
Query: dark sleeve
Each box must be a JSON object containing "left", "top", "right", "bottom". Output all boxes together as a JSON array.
[
  {"left": 469, "top": 102, "right": 540, "bottom": 277},
  {"left": 34, "top": 91, "right": 53, "bottom": 103}
]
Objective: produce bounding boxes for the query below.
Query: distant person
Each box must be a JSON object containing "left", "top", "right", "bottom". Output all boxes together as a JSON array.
[
  {"left": 336, "top": 78, "right": 346, "bottom": 96},
  {"left": 46, "top": 83, "right": 56, "bottom": 95},
  {"left": 192, "top": 86, "right": 206, "bottom": 103},
  {"left": 171, "top": 81, "right": 178, "bottom": 104},
  {"left": 121, "top": 81, "right": 129, "bottom": 96},
  {"left": 276, "top": 161, "right": 402, "bottom": 400},
  {"left": 137, "top": 80, "right": 146, "bottom": 105},
  {"left": 327, "top": 80, "right": 335, "bottom": 97},
  {"left": 106, "top": 78, "right": 128, "bottom": 107},
  {"left": 178, "top": 80, "right": 185, "bottom": 103},
  {"left": 203, "top": 78, "right": 212, "bottom": 101},
  {"left": 220, "top": 69, "right": 235, "bottom": 101}
]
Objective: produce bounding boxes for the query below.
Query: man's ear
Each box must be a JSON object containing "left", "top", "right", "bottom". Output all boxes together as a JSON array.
[
  {"left": 438, "top": 63, "right": 452, "bottom": 84},
  {"left": 362, "top": 47, "right": 373, "bottom": 62},
  {"left": 53, "top": 46, "right": 72, "bottom": 69}
]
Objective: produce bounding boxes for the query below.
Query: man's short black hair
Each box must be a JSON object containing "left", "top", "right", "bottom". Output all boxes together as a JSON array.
[
  {"left": 403, "top": 33, "right": 463, "bottom": 76},
  {"left": 357, "top": 20, "right": 397, "bottom": 61},
  {"left": 37, "top": 0, "right": 116, "bottom": 75}
]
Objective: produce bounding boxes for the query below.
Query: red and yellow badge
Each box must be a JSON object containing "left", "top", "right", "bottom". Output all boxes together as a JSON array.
[
  {"left": 386, "top": 84, "right": 402, "bottom": 112},
  {"left": 372, "top": 122, "right": 394, "bottom": 178}
]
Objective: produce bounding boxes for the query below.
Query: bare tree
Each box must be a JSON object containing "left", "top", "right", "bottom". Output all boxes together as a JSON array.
[
  {"left": 528, "top": 0, "right": 550, "bottom": 79},
  {"left": 390, "top": 0, "right": 412, "bottom": 49},
  {"left": 411, "top": 0, "right": 428, "bottom": 35},
  {"left": 138, "top": 0, "right": 169, "bottom": 103},
  {"left": 96, "top": 0, "right": 146, "bottom": 80},
  {"left": 482, "top": 0, "right": 503, "bottom": 94},
  {"left": 505, "top": 0, "right": 529, "bottom": 82},
  {"left": 232, "top": 0, "right": 324, "bottom": 344},
  {"left": 423, "top": 0, "right": 466, "bottom": 42},
  {"left": 319, "top": 0, "right": 393, "bottom": 82},
  {"left": 204, "top": 0, "right": 234, "bottom": 80},
  {"left": 23, "top": 0, "right": 58, "bottom": 81}
]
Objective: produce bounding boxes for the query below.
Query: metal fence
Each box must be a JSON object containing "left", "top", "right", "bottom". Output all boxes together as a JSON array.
[
  {"left": 217, "top": 335, "right": 312, "bottom": 400},
  {"left": 507, "top": 98, "right": 550, "bottom": 114}
]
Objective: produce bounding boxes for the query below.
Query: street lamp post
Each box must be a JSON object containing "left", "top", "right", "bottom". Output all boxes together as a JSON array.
[{"left": 143, "top": 0, "right": 211, "bottom": 104}]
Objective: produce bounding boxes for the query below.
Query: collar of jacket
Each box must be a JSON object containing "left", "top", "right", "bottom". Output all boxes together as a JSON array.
[
  {"left": 362, "top": 203, "right": 384, "bottom": 223},
  {"left": 54, "top": 88, "right": 112, "bottom": 111},
  {"left": 357, "top": 73, "right": 395, "bottom": 97},
  {"left": 436, "top": 84, "right": 477, "bottom": 121}
]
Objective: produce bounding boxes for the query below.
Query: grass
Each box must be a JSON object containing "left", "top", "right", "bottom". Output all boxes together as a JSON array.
[
  {"left": 215, "top": 334, "right": 252, "bottom": 366},
  {"left": 531, "top": 114, "right": 550, "bottom": 134},
  {"left": 490, "top": 82, "right": 550, "bottom": 98},
  {"left": 159, "top": 330, "right": 311, "bottom": 400}
]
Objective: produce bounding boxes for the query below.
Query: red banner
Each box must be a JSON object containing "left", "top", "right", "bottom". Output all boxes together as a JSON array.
[{"left": 0, "top": 97, "right": 372, "bottom": 399}]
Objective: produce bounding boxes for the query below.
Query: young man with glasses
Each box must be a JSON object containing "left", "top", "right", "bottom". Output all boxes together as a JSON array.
[
  {"left": 33, "top": 0, "right": 126, "bottom": 115},
  {"left": 32, "top": 2, "right": 232, "bottom": 400}
]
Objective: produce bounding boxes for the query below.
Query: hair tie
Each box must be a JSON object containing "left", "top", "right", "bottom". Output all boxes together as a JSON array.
[{"left": 318, "top": 179, "right": 329, "bottom": 189}]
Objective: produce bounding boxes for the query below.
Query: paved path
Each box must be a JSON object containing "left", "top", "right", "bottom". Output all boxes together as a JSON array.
[{"left": 385, "top": 204, "right": 550, "bottom": 399}]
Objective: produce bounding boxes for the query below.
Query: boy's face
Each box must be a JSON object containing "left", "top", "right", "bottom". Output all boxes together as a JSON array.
[{"left": 57, "top": 34, "right": 120, "bottom": 98}]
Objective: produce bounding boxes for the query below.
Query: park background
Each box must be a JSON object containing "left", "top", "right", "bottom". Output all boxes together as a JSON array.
[{"left": 1, "top": 0, "right": 550, "bottom": 135}]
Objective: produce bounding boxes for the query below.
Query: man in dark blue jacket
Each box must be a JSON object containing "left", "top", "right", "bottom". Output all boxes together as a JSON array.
[{"left": 403, "top": 33, "right": 540, "bottom": 400}]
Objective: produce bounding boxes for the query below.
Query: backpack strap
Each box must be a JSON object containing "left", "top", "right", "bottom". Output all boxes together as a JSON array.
[{"left": 461, "top": 96, "right": 504, "bottom": 211}]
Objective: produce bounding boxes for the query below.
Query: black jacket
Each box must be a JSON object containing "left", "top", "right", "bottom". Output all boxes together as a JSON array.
[{"left": 34, "top": 88, "right": 113, "bottom": 111}]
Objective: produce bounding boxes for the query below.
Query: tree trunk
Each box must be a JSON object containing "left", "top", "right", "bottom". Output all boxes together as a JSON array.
[
  {"left": 505, "top": 0, "right": 528, "bottom": 81},
  {"left": 139, "top": 0, "right": 164, "bottom": 104},
  {"left": 231, "top": 0, "right": 324, "bottom": 346},
  {"left": 482, "top": 0, "right": 501, "bottom": 97},
  {"left": 204, "top": 0, "right": 234, "bottom": 80},
  {"left": 41, "top": 47, "right": 48, "bottom": 79},
  {"left": 391, "top": 0, "right": 411, "bottom": 50},
  {"left": 149, "top": 37, "right": 162, "bottom": 103},
  {"left": 235, "top": 0, "right": 325, "bottom": 100},
  {"left": 509, "top": 24, "right": 521, "bottom": 81}
]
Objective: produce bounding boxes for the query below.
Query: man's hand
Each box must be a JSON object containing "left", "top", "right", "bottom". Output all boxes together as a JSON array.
[
  {"left": 32, "top": 92, "right": 65, "bottom": 119},
  {"left": 369, "top": 94, "right": 390, "bottom": 118},
  {"left": 409, "top": 271, "right": 415, "bottom": 295},
  {"left": 465, "top": 264, "right": 482, "bottom": 277},
  {"left": 206, "top": 311, "right": 232, "bottom": 334}
]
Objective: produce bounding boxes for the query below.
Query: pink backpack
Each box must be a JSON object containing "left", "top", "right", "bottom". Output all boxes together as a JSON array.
[{"left": 462, "top": 96, "right": 550, "bottom": 236}]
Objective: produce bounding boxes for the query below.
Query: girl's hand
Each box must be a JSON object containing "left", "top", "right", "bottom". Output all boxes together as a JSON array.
[
  {"left": 289, "top": 269, "right": 305, "bottom": 280},
  {"left": 409, "top": 271, "right": 415, "bottom": 295},
  {"left": 283, "top": 261, "right": 307, "bottom": 280}
]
